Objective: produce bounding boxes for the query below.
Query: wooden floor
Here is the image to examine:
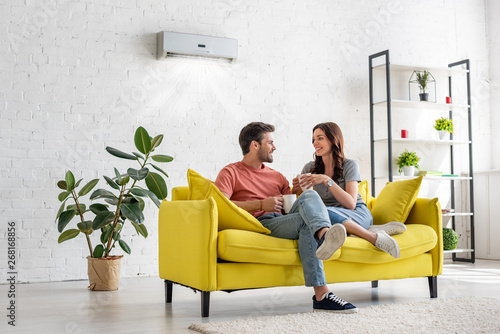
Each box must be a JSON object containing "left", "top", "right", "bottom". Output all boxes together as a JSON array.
[{"left": 2, "top": 259, "right": 500, "bottom": 333}]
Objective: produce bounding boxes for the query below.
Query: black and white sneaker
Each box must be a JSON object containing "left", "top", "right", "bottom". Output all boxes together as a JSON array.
[{"left": 313, "top": 292, "right": 358, "bottom": 313}]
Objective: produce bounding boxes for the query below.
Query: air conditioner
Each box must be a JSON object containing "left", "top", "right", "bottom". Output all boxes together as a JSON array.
[{"left": 157, "top": 31, "right": 238, "bottom": 62}]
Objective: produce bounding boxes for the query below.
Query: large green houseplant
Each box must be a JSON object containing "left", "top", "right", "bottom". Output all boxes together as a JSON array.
[{"left": 55, "top": 126, "right": 173, "bottom": 290}]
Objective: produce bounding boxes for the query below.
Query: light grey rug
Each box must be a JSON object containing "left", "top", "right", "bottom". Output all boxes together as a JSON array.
[{"left": 189, "top": 296, "right": 500, "bottom": 333}]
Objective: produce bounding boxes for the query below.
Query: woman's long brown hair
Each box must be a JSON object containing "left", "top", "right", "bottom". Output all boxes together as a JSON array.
[{"left": 311, "top": 122, "right": 345, "bottom": 183}]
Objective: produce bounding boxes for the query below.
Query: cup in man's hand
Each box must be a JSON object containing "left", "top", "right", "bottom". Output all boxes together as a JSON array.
[{"left": 283, "top": 194, "right": 297, "bottom": 214}]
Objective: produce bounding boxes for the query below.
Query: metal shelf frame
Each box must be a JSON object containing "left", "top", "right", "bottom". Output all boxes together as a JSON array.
[{"left": 368, "top": 50, "right": 475, "bottom": 263}]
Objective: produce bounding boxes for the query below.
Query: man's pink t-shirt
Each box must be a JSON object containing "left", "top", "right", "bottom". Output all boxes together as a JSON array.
[{"left": 215, "top": 161, "right": 292, "bottom": 217}]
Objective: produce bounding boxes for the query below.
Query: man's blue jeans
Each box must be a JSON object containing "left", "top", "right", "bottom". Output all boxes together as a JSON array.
[{"left": 257, "top": 190, "right": 331, "bottom": 287}]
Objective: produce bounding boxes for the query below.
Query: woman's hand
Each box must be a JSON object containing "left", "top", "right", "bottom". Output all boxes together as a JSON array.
[{"left": 300, "top": 174, "right": 330, "bottom": 188}]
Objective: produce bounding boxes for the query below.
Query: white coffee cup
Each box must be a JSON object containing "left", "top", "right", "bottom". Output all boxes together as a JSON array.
[
  {"left": 283, "top": 194, "right": 297, "bottom": 214},
  {"left": 298, "top": 173, "right": 313, "bottom": 192}
]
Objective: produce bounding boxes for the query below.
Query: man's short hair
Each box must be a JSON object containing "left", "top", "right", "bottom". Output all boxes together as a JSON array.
[{"left": 239, "top": 122, "right": 275, "bottom": 155}]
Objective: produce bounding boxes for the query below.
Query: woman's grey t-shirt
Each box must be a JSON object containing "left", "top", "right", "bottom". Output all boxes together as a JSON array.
[{"left": 301, "top": 159, "right": 364, "bottom": 208}]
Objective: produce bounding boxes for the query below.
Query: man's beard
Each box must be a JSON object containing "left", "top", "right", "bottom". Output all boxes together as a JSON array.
[{"left": 257, "top": 147, "right": 273, "bottom": 163}]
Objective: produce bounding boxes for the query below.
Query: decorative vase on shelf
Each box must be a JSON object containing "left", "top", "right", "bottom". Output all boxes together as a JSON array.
[
  {"left": 419, "top": 93, "right": 429, "bottom": 102},
  {"left": 402, "top": 166, "right": 416, "bottom": 176},
  {"left": 438, "top": 130, "right": 448, "bottom": 140}
]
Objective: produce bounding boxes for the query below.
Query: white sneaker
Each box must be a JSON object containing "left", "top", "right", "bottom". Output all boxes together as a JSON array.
[
  {"left": 368, "top": 221, "right": 406, "bottom": 236},
  {"left": 316, "top": 224, "right": 346, "bottom": 260},
  {"left": 375, "top": 230, "right": 400, "bottom": 258}
]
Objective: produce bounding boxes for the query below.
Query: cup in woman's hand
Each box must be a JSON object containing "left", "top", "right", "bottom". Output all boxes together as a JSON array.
[
  {"left": 283, "top": 194, "right": 297, "bottom": 214},
  {"left": 298, "top": 173, "right": 313, "bottom": 191}
]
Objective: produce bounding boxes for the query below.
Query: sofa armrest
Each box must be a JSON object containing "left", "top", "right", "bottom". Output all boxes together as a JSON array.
[
  {"left": 158, "top": 198, "right": 218, "bottom": 291},
  {"left": 405, "top": 197, "right": 443, "bottom": 276}
]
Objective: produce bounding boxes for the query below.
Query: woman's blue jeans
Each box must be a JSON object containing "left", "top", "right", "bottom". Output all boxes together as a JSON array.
[{"left": 257, "top": 190, "right": 331, "bottom": 287}]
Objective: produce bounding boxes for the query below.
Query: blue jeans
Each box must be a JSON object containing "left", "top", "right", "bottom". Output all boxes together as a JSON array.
[
  {"left": 257, "top": 190, "right": 331, "bottom": 287},
  {"left": 327, "top": 203, "right": 373, "bottom": 229}
]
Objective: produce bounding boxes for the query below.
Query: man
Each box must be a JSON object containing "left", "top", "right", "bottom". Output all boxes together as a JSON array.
[{"left": 215, "top": 122, "right": 357, "bottom": 313}]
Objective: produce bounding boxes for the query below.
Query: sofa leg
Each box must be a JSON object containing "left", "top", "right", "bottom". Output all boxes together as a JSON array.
[
  {"left": 201, "top": 291, "right": 210, "bottom": 317},
  {"left": 165, "top": 280, "right": 173, "bottom": 303},
  {"left": 371, "top": 280, "right": 378, "bottom": 288},
  {"left": 428, "top": 276, "right": 437, "bottom": 298}
]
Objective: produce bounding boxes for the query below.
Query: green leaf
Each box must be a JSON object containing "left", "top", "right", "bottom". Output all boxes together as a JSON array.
[
  {"left": 106, "top": 146, "right": 137, "bottom": 160},
  {"left": 78, "top": 179, "right": 99, "bottom": 196},
  {"left": 151, "top": 134, "right": 163, "bottom": 150},
  {"left": 139, "top": 188, "right": 161, "bottom": 208},
  {"left": 58, "top": 209, "right": 76, "bottom": 233},
  {"left": 67, "top": 203, "right": 86, "bottom": 213},
  {"left": 134, "top": 127, "right": 152, "bottom": 154},
  {"left": 130, "top": 188, "right": 148, "bottom": 197},
  {"left": 145, "top": 172, "right": 168, "bottom": 200},
  {"left": 75, "top": 179, "right": 83, "bottom": 188},
  {"left": 65, "top": 171, "right": 75, "bottom": 191},
  {"left": 90, "top": 189, "right": 117, "bottom": 201},
  {"left": 92, "top": 211, "right": 115, "bottom": 230},
  {"left": 133, "top": 152, "right": 145, "bottom": 160},
  {"left": 151, "top": 154, "right": 173, "bottom": 163},
  {"left": 149, "top": 163, "right": 169, "bottom": 178},
  {"left": 127, "top": 167, "right": 149, "bottom": 181},
  {"left": 119, "top": 240, "right": 131, "bottom": 254},
  {"left": 101, "top": 225, "right": 114, "bottom": 244},
  {"left": 77, "top": 220, "right": 93, "bottom": 233},
  {"left": 58, "top": 229, "right": 80, "bottom": 243},
  {"left": 93, "top": 244, "right": 105, "bottom": 258},
  {"left": 104, "top": 175, "right": 120, "bottom": 190},
  {"left": 89, "top": 203, "right": 109, "bottom": 215},
  {"left": 118, "top": 175, "right": 130, "bottom": 186},
  {"left": 120, "top": 201, "right": 144, "bottom": 224},
  {"left": 114, "top": 168, "right": 122, "bottom": 182},
  {"left": 55, "top": 200, "right": 67, "bottom": 222},
  {"left": 57, "top": 180, "right": 67, "bottom": 190},
  {"left": 104, "top": 197, "right": 119, "bottom": 205},
  {"left": 58, "top": 191, "right": 71, "bottom": 202},
  {"left": 132, "top": 222, "right": 148, "bottom": 238}
]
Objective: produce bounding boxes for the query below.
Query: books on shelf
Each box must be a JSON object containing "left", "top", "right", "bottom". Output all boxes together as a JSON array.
[
  {"left": 442, "top": 209, "right": 455, "bottom": 214},
  {"left": 418, "top": 171, "right": 460, "bottom": 178}
]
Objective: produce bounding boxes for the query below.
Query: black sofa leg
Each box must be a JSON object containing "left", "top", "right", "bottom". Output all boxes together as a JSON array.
[
  {"left": 165, "top": 280, "right": 173, "bottom": 303},
  {"left": 201, "top": 291, "right": 210, "bottom": 317},
  {"left": 428, "top": 276, "right": 437, "bottom": 298},
  {"left": 371, "top": 280, "right": 378, "bottom": 288}
]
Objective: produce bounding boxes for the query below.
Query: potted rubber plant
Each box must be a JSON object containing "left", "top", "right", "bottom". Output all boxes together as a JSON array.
[
  {"left": 416, "top": 70, "right": 431, "bottom": 101},
  {"left": 396, "top": 149, "right": 420, "bottom": 176},
  {"left": 434, "top": 117, "right": 454, "bottom": 140},
  {"left": 55, "top": 126, "right": 173, "bottom": 290}
]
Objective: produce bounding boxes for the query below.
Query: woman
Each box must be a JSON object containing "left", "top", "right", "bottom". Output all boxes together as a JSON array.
[{"left": 292, "top": 122, "right": 405, "bottom": 259}]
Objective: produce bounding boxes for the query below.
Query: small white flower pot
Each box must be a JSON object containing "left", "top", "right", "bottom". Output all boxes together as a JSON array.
[
  {"left": 438, "top": 130, "right": 448, "bottom": 140},
  {"left": 402, "top": 166, "right": 416, "bottom": 176}
]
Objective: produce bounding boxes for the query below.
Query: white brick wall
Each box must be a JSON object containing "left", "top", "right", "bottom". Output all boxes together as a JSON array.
[{"left": 0, "top": 0, "right": 495, "bottom": 283}]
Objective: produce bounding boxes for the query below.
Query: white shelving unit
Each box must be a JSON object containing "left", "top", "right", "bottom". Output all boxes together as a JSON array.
[{"left": 368, "top": 50, "right": 475, "bottom": 263}]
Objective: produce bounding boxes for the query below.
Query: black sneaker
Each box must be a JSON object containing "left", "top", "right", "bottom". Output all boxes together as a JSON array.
[{"left": 313, "top": 292, "right": 358, "bottom": 313}]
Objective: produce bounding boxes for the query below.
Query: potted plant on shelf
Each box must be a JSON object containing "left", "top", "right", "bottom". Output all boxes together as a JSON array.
[
  {"left": 396, "top": 149, "right": 420, "bottom": 176},
  {"left": 416, "top": 70, "right": 431, "bottom": 101},
  {"left": 55, "top": 126, "right": 173, "bottom": 291},
  {"left": 434, "top": 117, "right": 454, "bottom": 140}
]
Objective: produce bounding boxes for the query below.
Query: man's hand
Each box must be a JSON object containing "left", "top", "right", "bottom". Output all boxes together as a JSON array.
[{"left": 262, "top": 196, "right": 284, "bottom": 213}]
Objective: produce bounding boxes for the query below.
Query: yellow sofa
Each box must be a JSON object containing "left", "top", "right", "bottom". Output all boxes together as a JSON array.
[{"left": 158, "top": 179, "right": 443, "bottom": 317}]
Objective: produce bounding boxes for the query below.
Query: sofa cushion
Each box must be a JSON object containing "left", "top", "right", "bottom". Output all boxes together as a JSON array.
[
  {"left": 358, "top": 180, "right": 374, "bottom": 210},
  {"left": 218, "top": 229, "right": 341, "bottom": 265},
  {"left": 338, "top": 224, "right": 437, "bottom": 264},
  {"left": 187, "top": 169, "right": 270, "bottom": 234},
  {"left": 370, "top": 176, "right": 423, "bottom": 225}
]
